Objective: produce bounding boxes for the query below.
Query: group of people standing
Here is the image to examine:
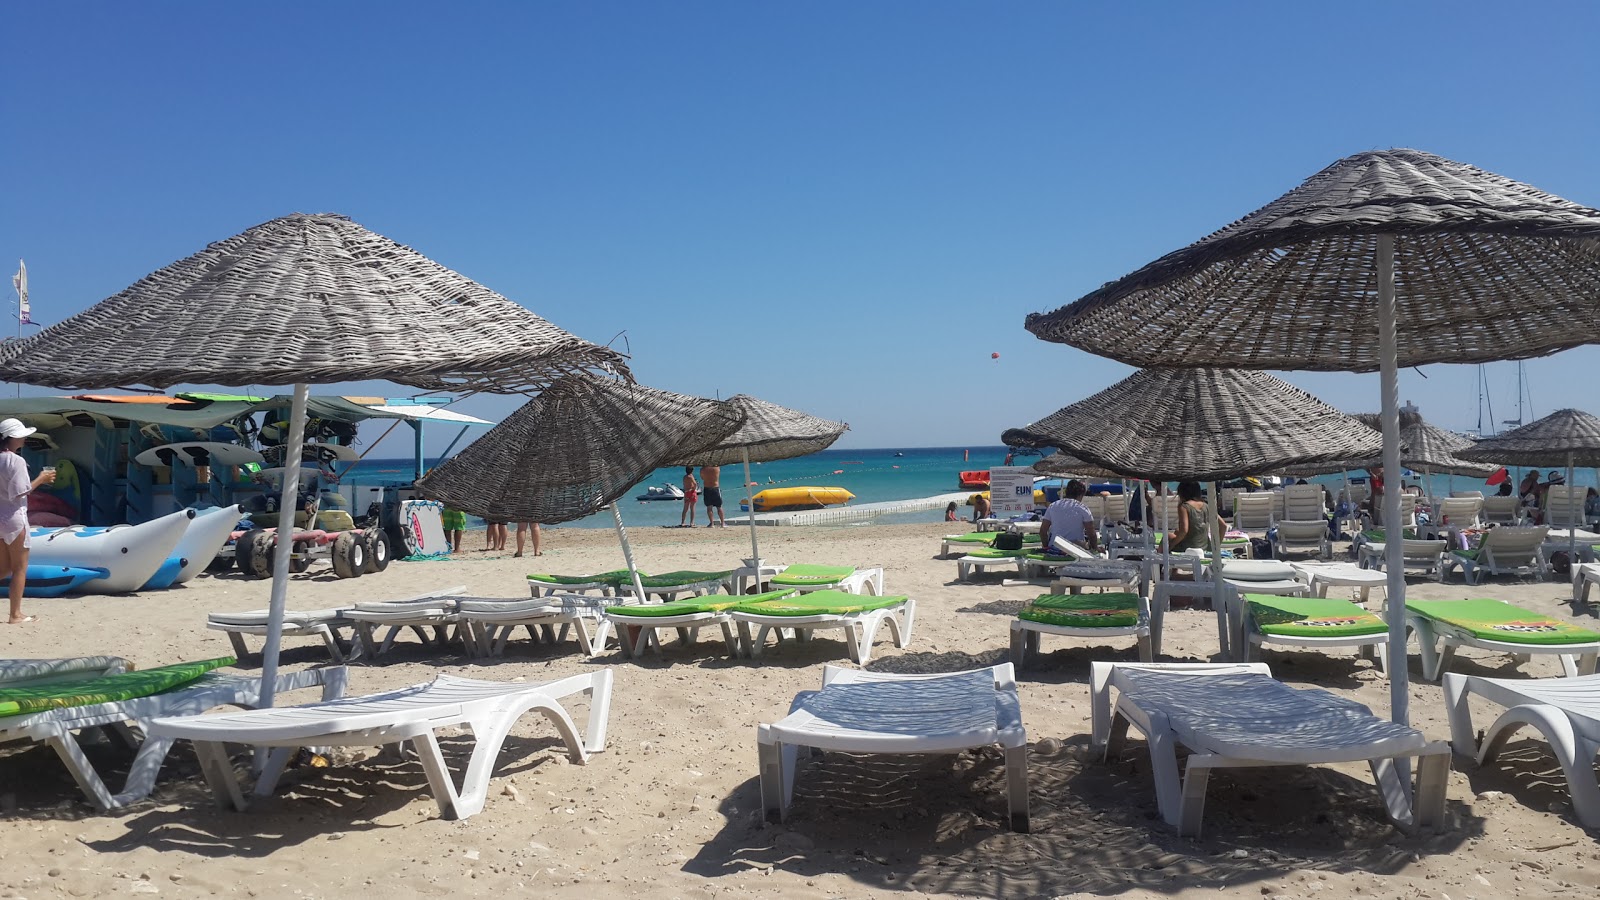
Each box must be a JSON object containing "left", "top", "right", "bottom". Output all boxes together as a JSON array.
[
  {"left": 440, "top": 508, "right": 541, "bottom": 557},
  {"left": 679, "top": 465, "right": 727, "bottom": 528}
]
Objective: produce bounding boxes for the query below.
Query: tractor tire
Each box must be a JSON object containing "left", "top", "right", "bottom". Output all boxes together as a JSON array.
[
  {"left": 248, "top": 531, "right": 276, "bottom": 579},
  {"left": 289, "top": 540, "right": 313, "bottom": 574},
  {"left": 332, "top": 531, "right": 366, "bottom": 579},
  {"left": 362, "top": 529, "right": 390, "bottom": 573}
]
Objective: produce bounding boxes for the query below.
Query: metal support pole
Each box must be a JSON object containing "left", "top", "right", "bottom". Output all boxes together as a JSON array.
[
  {"left": 259, "top": 382, "right": 309, "bottom": 710},
  {"left": 1377, "top": 234, "right": 1409, "bottom": 726},
  {"left": 742, "top": 448, "right": 761, "bottom": 570},
  {"left": 611, "top": 503, "right": 648, "bottom": 602},
  {"left": 1208, "top": 481, "right": 1226, "bottom": 656}
]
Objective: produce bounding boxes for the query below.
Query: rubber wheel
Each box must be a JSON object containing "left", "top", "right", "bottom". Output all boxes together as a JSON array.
[
  {"left": 248, "top": 531, "right": 276, "bottom": 579},
  {"left": 362, "top": 529, "right": 390, "bottom": 573},
  {"left": 289, "top": 540, "right": 313, "bottom": 574},
  {"left": 332, "top": 531, "right": 366, "bottom": 579}
]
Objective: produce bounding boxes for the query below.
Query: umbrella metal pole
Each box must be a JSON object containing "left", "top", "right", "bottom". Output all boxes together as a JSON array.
[
  {"left": 1342, "top": 470, "right": 1351, "bottom": 536},
  {"left": 742, "top": 447, "right": 761, "bottom": 576},
  {"left": 259, "top": 382, "right": 309, "bottom": 711},
  {"left": 1160, "top": 483, "right": 1170, "bottom": 580},
  {"left": 610, "top": 503, "right": 649, "bottom": 603},
  {"left": 1377, "top": 234, "right": 1409, "bottom": 727},
  {"left": 1568, "top": 452, "right": 1576, "bottom": 562},
  {"left": 1208, "top": 481, "right": 1226, "bottom": 659}
]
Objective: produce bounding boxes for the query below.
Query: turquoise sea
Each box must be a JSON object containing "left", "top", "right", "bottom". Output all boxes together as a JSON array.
[{"left": 341, "top": 448, "right": 1595, "bottom": 530}]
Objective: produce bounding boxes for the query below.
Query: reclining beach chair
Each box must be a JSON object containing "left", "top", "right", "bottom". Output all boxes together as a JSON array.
[
  {"left": 940, "top": 531, "right": 1039, "bottom": 558},
  {"left": 758, "top": 663, "right": 1028, "bottom": 832},
  {"left": 1442, "top": 670, "right": 1600, "bottom": 828},
  {"left": 1048, "top": 560, "right": 1146, "bottom": 596},
  {"left": 1405, "top": 597, "right": 1600, "bottom": 680},
  {"left": 1089, "top": 662, "right": 1449, "bottom": 837},
  {"left": 345, "top": 592, "right": 475, "bottom": 659},
  {"left": 617, "top": 570, "right": 734, "bottom": 602},
  {"left": 1545, "top": 484, "right": 1588, "bottom": 530},
  {"left": 603, "top": 592, "right": 776, "bottom": 659},
  {"left": 731, "top": 590, "right": 914, "bottom": 664},
  {"left": 456, "top": 594, "right": 619, "bottom": 658},
  {"left": 955, "top": 548, "right": 1029, "bottom": 582},
  {"left": 0, "top": 662, "right": 345, "bottom": 810},
  {"left": 211, "top": 587, "right": 468, "bottom": 663},
  {"left": 1442, "top": 526, "right": 1550, "bottom": 584},
  {"left": 1573, "top": 561, "right": 1600, "bottom": 610},
  {"left": 146, "top": 670, "right": 611, "bottom": 821},
  {"left": 1209, "top": 560, "right": 1310, "bottom": 660},
  {"left": 1240, "top": 594, "right": 1388, "bottom": 671},
  {"left": 1435, "top": 496, "right": 1484, "bottom": 530},
  {"left": 769, "top": 563, "right": 885, "bottom": 595},
  {"left": 1358, "top": 537, "right": 1447, "bottom": 580},
  {"left": 1010, "top": 592, "right": 1152, "bottom": 670},
  {"left": 1481, "top": 495, "right": 1524, "bottom": 526},
  {"left": 527, "top": 570, "right": 637, "bottom": 598},
  {"left": 1288, "top": 561, "right": 1389, "bottom": 605},
  {"left": 1231, "top": 493, "right": 1275, "bottom": 540}
]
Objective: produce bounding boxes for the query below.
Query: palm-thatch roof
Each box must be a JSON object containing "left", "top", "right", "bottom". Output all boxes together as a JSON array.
[
  {"left": 415, "top": 375, "right": 744, "bottom": 522},
  {"left": 1025, "top": 149, "right": 1600, "bottom": 371},
  {"left": 1030, "top": 453, "right": 1122, "bottom": 481},
  {"left": 1001, "top": 368, "right": 1385, "bottom": 483},
  {"left": 670, "top": 395, "right": 847, "bottom": 466},
  {"left": 0, "top": 213, "right": 629, "bottom": 391},
  {"left": 1459, "top": 408, "right": 1600, "bottom": 467}
]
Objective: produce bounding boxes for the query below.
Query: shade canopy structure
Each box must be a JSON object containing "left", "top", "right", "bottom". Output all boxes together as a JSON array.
[
  {"left": 1029, "top": 453, "right": 1121, "bottom": 481},
  {"left": 669, "top": 394, "right": 848, "bottom": 569},
  {"left": 1024, "top": 148, "right": 1600, "bottom": 732},
  {"left": 1459, "top": 409, "right": 1600, "bottom": 468},
  {"left": 1349, "top": 421, "right": 1497, "bottom": 479},
  {"left": 0, "top": 213, "right": 631, "bottom": 709},
  {"left": 1002, "top": 368, "right": 1385, "bottom": 483}
]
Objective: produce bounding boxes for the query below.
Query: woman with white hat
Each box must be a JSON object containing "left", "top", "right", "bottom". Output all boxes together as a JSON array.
[{"left": 0, "top": 418, "right": 56, "bottom": 624}]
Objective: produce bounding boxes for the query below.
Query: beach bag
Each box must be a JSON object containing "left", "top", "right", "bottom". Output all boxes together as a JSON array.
[{"left": 993, "top": 531, "right": 1024, "bottom": 551}]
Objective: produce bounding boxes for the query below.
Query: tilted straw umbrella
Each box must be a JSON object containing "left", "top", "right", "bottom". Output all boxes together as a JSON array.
[
  {"left": 1024, "top": 148, "right": 1600, "bottom": 729},
  {"left": 0, "top": 213, "right": 630, "bottom": 706},
  {"left": 1339, "top": 418, "right": 1497, "bottom": 511},
  {"left": 415, "top": 375, "right": 747, "bottom": 600},
  {"left": 668, "top": 395, "right": 848, "bottom": 575},
  {"left": 1029, "top": 454, "right": 1139, "bottom": 535},
  {"left": 1004, "top": 368, "right": 1385, "bottom": 605},
  {"left": 1459, "top": 408, "right": 1600, "bottom": 560}
]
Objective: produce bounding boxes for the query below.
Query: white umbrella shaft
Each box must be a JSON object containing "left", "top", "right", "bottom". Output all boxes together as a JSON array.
[
  {"left": 1568, "top": 453, "right": 1576, "bottom": 560},
  {"left": 1208, "top": 482, "right": 1225, "bottom": 654},
  {"left": 610, "top": 503, "right": 648, "bottom": 602},
  {"left": 743, "top": 448, "right": 761, "bottom": 573},
  {"left": 1377, "top": 235, "right": 1409, "bottom": 727},
  {"left": 259, "top": 382, "right": 309, "bottom": 710}
]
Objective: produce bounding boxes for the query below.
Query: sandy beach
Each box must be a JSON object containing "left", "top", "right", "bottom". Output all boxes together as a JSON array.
[{"left": 2, "top": 521, "right": 1598, "bottom": 899}]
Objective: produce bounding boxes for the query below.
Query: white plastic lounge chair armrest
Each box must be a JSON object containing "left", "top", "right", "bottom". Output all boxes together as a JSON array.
[{"left": 1052, "top": 537, "right": 1099, "bottom": 559}]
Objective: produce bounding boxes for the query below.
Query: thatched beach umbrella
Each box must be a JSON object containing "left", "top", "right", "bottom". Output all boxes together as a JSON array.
[
  {"left": 1460, "top": 408, "right": 1600, "bottom": 559},
  {"left": 669, "top": 395, "right": 848, "bottom": 571},
  {"left": 1005, "top": 367, "right": 1383, "bottom": 603},
  {"left": 417, "top": 375, "right": 746, "bottom": 600},
  {"left": 1026, "top": 148, "right": 1600, "bottom": 727},
  {"left": 1029, "top": 453, "right": 1120, "bottom": 481},
  {"left": 0, "top": 213, "right": 630, "bottom": 706}
]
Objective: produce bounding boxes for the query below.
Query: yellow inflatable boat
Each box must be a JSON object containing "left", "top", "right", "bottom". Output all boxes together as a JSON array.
[
  {"left": 743, "top": 486, "right": 855, "bottom": 512},
  {"left": 967, "top": 489, "right": 1049, "bottom": 507}
]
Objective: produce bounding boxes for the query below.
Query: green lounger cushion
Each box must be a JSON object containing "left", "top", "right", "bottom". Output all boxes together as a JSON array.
[
  {"left": 0, "top": 657, "right": 235, "bottom": 718},
  {"left": 1363, "top": 528, "right": 1418, "bottom": 542},
  {"left": 528, "top": 570, "right": 639, "bottom": 586},
  {"left": 943, "top": 532, "right": 1041, "bottom": 546},
  {"left": 635, "top": 570, "right": 733, "bottom": 588},
  {"left": 1450, "top": 548, "right": 1481, "bottom": 560},
  {"left": 1405, "top": 598, "right": 1600, "bottom": 646},
  {"left": 735, "top": 589, "right": 906, "bottom": 616},
  {"left": 1244, "top": 594, "right": 1386, "bottom": 638},
  {"left": 607, "top": 595, "right": 749, "bottom": 618},
  {"left": 960, "top": 548, "right": 1029, "bottom": 559},
  {"left": 1018, "top": 592, "right": 1140, "bottom": 629},
  {"left": 771, "top": 564, "right": 857, "bottom": 584}
]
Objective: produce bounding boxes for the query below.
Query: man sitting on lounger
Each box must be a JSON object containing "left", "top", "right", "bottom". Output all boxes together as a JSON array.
[{"left": 1041, "top": 479, "right": 1098, "bottom": 554}]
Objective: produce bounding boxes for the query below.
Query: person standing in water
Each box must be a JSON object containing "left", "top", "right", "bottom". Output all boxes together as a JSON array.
[
  {"left": 701, "top": 465, "right": 725, "bottom": 527},
  {"left": 679, "top": 467, "right": 698, "bottom": 527},
  {"left": 0, "top": 418, "right": 55, "bottom": 624}
]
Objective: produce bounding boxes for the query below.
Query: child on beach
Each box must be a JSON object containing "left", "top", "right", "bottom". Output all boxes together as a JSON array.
[
  {"left": 441, "top": 506, "right": 466, "bottom": 553},
  {"left": 945, "top": 501, "right": 959, "bottom": 521}
]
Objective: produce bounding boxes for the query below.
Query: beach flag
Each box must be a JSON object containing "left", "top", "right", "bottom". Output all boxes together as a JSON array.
[
  {"left": 1486, "top": 466, "right": 1509, "bottom": 486},
  {"left": 11, "top": 260, "right": 28, "bottom": 325}
]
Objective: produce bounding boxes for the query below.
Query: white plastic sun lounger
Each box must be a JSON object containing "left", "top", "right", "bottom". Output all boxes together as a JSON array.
[
  {"left": 1089, "top": 662, "right": 1449, "bottom": 837},
  {"left": 730, "top": 592, "right": 916, "bottom": 664},
  {"left": 1574, "top": 561, "right": 1600, "bottom": 610},
  {"left": 769, "top": 565, "right": 886, "bottom": 596},
  {"left": 456, "top": 594, "right": 620, "bottom": 658},
  {"left": 210, "top": 587, "right": 468, "bottom": 663},
  {"left": 344, "top": 587, "right": 472, "bottom": 658},
  {"left": 1404, "top": 598, "right": 1600, "bottom": 681},
  {"left": 0, "top": 666, "right": 347, "bottom": 810},
  {"left": 758, "top": 664, "right": 1028, "bottom": 831},
  {"left": 1442, "top": 671, "right": 1600, "bottom": 828},
  {"left": 145, "top": 670, "right": 612, "bottom": 821},
  {"left": 1289, "top": 561, "right": 1388, "bottom": 605},
  {"left": 1441, "top": 526, "right": 1550, "bottom": 584}
]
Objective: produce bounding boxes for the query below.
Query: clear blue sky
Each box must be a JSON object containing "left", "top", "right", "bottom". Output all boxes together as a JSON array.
[{"left": 4, "top": 2, "right": 1598, "bottom": 456}]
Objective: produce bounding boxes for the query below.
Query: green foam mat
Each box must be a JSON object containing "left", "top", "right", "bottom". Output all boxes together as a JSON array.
[
  {"left": 0, "top": 657, "right": 235, "bottom": 718},
  {"left": 607, "top": 595, "right": 746, "bottom": 617},
  {"left": 771, "top": 564, "right": 857, "bottom": 584},
  {"left": 960, "top": 548, "right": 1028, "bottom": 559},
  {"left": 1244, "top": 594, "right": 1386, "bottom": 638},
  {"left": 1018, "top": 592, "right": 1140, "bottom": 629},
  {"left": 636, "top": 570, "right": 733, "bottom": 588},
  {"left": 527, "top": 570, "right": 640, "bottom": 586},
  {"left": 735, "top": 589, "right": 906, "bottom": 616},
  {"left": 1405, "top": 598, "right": 1600, "bottom": 646}
]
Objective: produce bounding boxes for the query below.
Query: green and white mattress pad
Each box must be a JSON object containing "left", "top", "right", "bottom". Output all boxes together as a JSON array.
[
  {"left": 0, "top": 657, "right": 235, "bottom": 718},
  {"left": 770, "top": 564, "right": 858, "bottom": 585},
  {"left": 1405, "top": 598, "right": 1600, "bottom": 646},
  {"left": 527, "top": 570, "right": 639, "bottom": 587},
  {"left": 1017, "top": 593, "right": 1140, "bottom": 629},
  {"left": 1244, "top": 594, "right": 1386, "bottom": 638},
  {"left": 634, "top": 570, "right": 733, "bottom": 588},
  {"left": 733, "top": 589, "right": 906, "bottom": 616}
]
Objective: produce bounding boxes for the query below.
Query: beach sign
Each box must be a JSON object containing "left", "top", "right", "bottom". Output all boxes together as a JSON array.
[{"left": 990, "top": 466, "right": 1034, "bottom": 515}]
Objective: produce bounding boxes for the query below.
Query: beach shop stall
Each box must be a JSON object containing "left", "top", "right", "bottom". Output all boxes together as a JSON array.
[{"left": 0, "top": 393, "right": 492, "bottom": 528}]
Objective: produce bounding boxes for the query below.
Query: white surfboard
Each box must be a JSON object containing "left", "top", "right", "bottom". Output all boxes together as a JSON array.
[{"left": 135, "top": 442, "right": 266, "bottom": 468}]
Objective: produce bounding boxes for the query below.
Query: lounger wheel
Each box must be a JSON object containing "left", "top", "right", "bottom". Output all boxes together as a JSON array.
[
  {"left": 362, "top": 529, "right": 390, "bottom": 573},
  {"left": 332, "top": 532, "right": 366, "bottom": 579},
  {"left": 289, "top": 540, "right": 314, "bottom": 574}
]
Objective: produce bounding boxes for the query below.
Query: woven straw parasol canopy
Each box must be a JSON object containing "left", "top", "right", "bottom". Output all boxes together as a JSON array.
[
  {"left": 1029, "top": 453, "right": 1122, "bottom": 481},
  {"left": 671, "top": 395, "right": 848, "bottom": 466},
  {"left": 415, "top": 375, "right": 745, "bottom": 523},
  {"left": 0, "top": 213, "right": 629, "bottom": 391},
  {"left": 1330, "top": 418, "right": 1495, "bottom": 477},
  {"left": 1025, "top": 149, "right": 1600, "bottom": 370},
  {"left": 1001, "top": 368, "right": 1385, "bottom": 483},
  {"left": 1459, "top": 408, "right": 1600, "bottom": 467}
]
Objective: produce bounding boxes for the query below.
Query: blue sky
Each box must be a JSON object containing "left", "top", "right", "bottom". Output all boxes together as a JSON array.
[{"left": 3, "top": 2, "right": 1598, "bottom": 455}]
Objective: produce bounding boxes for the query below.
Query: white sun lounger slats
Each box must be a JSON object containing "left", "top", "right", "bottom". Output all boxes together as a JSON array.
[
  {"left": 0, "top": 666, "right": 347, "bottom": 810},
  {"left": 1442, "top": 671, "right": 1600, "bottom": 828},
  {"left": 343, "top": 586, "right": 472, "bottom": 658},
  {"left": 456, "top": 594, "right": 621, "bottom": 658},
  {"left": 210, "top": 587, "right": 469, "bottom": 663},
  {"left": 732, "top": 599, "right": 915, "bottom": 665},
  {"left": 758, "top": 664, "right": 1028, "bottom": 832},
  {"left": 145, "top": 670, "right": 612, "bottom": 821},
  {"left": 1090, "top": 662, "right": 1449, "bottom": 837}
]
